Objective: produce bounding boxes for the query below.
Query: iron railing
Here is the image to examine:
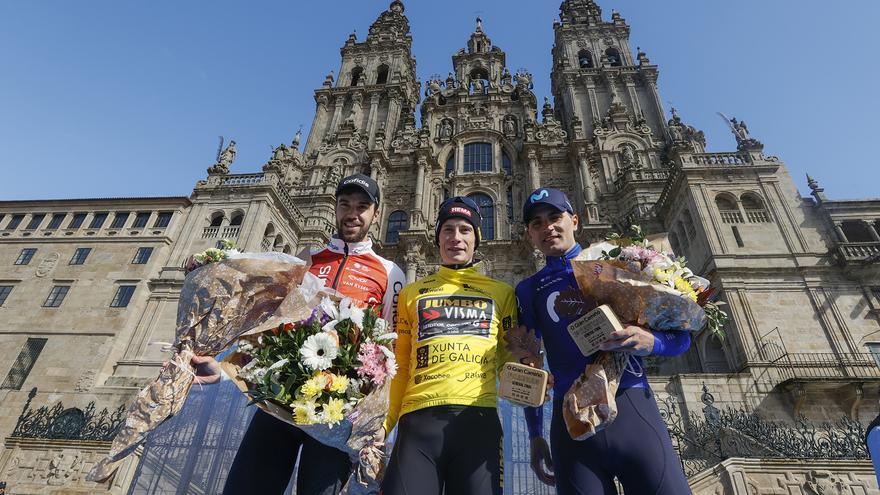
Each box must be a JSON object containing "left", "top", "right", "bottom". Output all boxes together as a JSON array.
[
  {"left": 10, "top": 388, "right": 126, "bottom": 442},
  {"left": 659, "top": 384, "right": 868, "bottom": 478}
]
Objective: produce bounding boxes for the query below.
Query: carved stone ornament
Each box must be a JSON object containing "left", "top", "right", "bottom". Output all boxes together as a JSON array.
[
  {"left": 208, "top": 140, "right": 236, "bottom": 174},
  {"left": 35, "top": 252, "right": 60, "bottom": 278},
  {"left": 804, "top": 470, "right": 847, "bottom": 495},
  {"left": 391, "top": 121, "right": 421, "bottom": 151}
]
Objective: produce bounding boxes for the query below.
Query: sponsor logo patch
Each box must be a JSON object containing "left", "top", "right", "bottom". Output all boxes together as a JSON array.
[{"left": 416, "top": 296, "right": 494, "bottom": 341}]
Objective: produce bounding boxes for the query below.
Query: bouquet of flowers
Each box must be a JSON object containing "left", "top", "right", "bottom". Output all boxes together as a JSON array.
[
  {"left": 220, "top": 295, "right": 397, "bottom": 491},
  {"left": 563, "top": 226, "right": 729, "bottom": 440},
  {"left": 88, "top": 248, "right": 318, "bottom": 482},
  {"left": 582, "top": 225, "right": 728, "bottom": 338}
]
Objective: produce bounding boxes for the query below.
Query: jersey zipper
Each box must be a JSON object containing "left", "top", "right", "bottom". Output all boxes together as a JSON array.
[{"left": 331, "top": 243, "right": 349, "bottom": 290}]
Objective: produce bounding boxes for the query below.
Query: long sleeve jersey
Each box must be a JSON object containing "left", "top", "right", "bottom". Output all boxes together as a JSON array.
[
  {"left": 309, "top": 236, "right": 405, "bottom": 327},
  {"left": 383, "top": 264, "right": 517, "bottom": 433},
  {"left": 515, "top": 243, "right": 691, "bottom": 439}
]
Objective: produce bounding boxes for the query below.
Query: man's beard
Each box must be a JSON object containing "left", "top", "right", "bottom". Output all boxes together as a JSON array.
[{"left": 337, "top": 220, "right": 371, "bottom": 243}]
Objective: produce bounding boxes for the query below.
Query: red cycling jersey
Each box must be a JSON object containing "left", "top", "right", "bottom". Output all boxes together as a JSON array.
[{"left": 309, "top": 237, "right": 406, "bottom": 326}]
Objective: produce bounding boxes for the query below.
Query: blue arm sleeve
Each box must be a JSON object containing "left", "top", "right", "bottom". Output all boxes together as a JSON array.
[
  {"left": 651, "top": 329, "right": 692, "bottom": 357},
  {"left": 516, "top": 280, "right": 545, "bottom": 439}
]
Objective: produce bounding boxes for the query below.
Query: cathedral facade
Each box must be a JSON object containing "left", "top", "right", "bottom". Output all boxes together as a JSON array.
[{"left": 1, "top": 1, "right": 880, "bottom": 493}]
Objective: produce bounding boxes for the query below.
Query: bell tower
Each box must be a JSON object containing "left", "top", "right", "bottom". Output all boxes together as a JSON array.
[
  {"left": 551, "top": 0, "right": 671, "bottom": 232},
  {"left": 302, "top": 0, "right": 419, "bottom": 184}
]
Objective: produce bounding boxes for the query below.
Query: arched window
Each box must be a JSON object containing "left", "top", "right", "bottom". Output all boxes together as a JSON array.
[
  {"left": 577, "top": 49, "right": 594, "bottom": 68},
  {"left": 605, "top": 48, "right": 622, "bottom": 67},
  {"left": 273, "top": 234, "right": 284, "bottom": 251},
  {"left": 386, "top": 210, "right": 408, "bottom": 244},
  {"left": 741, "top": 193, "right": 770, "bottom": 223},
  {"left": 502, "top": 151, "right": 512, "bottom": 175},
  {"left": 446, "top": 153, "right": 456, "bottom": 177},
  {"left": 464, "top": 143, "right": 493, "bottom": 172},
  {"left": 715, "top": 194, "right": 742, "bottom": 224},
  {"left": 229, "top": 213, "right": 244, "bottom": 226},
  {"left": 209, "top": 213, "right": 224, "bottom": 227},
  {"left": 350, "top": 67, "right": 364, "bottom": 86},
  {"left": 376, "top": 65, "right": 390, "bottom": 85},
  {"left": 468, "top": 193, "right": 495, "bottom": 241}
]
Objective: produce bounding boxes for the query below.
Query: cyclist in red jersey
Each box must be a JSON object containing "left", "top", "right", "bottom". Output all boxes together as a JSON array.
[{"left": 194, "top": 174, "right": 404, "bottom": 495}]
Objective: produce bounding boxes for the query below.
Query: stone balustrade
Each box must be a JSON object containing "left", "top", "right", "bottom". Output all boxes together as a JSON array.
[
  {"left": 837, "top": 242, "right": 880, "bottom": 263},
  {"left": 719, "top": 210, "right": 744, "bottom": 224}
]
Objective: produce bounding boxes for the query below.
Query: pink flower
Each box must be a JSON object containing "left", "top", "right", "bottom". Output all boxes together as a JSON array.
[
  {"left": 357, "top": 343, "right": 388, "bottom": 386},
  {"left": 619, "top": 246, "right": 660, "bottom": 270}
]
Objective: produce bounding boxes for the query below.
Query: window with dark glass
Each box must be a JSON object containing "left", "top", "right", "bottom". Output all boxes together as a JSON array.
[
  {"left": 43, "top": 286, "right": 69, "bottom": 307},
  {"left": 47, "top": 213, "right": 65, "bottom": 230},
  {"left": 502, "top": 152, "right": 512, "bottom": 175},
  {"left": 111, "top": 285, "right": 136, "bottom": 308},
  {"left": 376, "top": 65, "right": 390, "bottom": 85},
  {"left": 68, "top": 213, "right": 87, "bottom": 229},
  {"left": 230, "top": 214, "right": 244, "bottom": 226},
  {"left": 6, "top": 214, "right": 24, "bottom": 230},
  {"left": 0, "top": 285, "right": 12, "bottom": 306},
  {"left": 69, "top": 247, "right": 91, "bottom": 265},
  {"left": 133, "top": 212, "right": 151, "bottom": 228},
  {"left": 89, "top": 212, "right": 108, "bottom": 229},
  {"left": 1, "top": 337, "right": 47, "bottom": 390},
  {"left": 464, "top": 143, "right": 493, "bottom": 173},
  {"left": 111, "top": 212, "right": 130, "bottom": 229},
  {"left": 468, "top": 193, "right": 495, "bottom": 241},
  {"left": 14, "top": 248, "right": 37, "bottom": 265},
  {"left": 154, "top": 212, "right": 173, "bottom": 228},
  {"left": 386, "top": 211, "right": 409, "bottom": 244},
  {"left": 26, "top": 214, "right": 45, "bottom": 230},
  {"left": 132, "top": 247, "right": 153, "bottom": 264}
]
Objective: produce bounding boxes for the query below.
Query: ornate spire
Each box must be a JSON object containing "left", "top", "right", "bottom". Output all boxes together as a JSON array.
[
  {"left": 467, "top": 17, "right": 492, "bottom": 54},
  {"left": 366, "top": 0, "right": 411, "bottom": 43},
  {"left": 559, "top": 0, "right": 603, "bottom": 26},
  {"left": 806, "top": 173, "right": 820, "bottom": 192},
  {"left": 806, "top": 174, "right": 827, "bottom": 203}
]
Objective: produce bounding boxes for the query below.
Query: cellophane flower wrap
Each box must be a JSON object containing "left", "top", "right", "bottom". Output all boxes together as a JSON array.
[
  {"left": 221, "top": 294, "right": 397, "bottom": 494},
  {"left": 87, "top": 248, "right": 318, "bottom": 483},
  {"left": 563, "top": 226, "right": 729, "bottom": 441}
]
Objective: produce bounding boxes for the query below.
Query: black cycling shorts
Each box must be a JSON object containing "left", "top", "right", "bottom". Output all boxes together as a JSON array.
[{"left": 381, "top": 405, "right": 503, "bottom": 495}]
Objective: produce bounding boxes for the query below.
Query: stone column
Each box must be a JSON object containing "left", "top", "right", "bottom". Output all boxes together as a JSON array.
[
  {"left": 865, "top": 221, "right": 880, "bottom": 242},
  {"left": 834, "top": 222, "right": 849, "bottom": 243},
  {"left": 578, "top": 153, "right": 596, "bottom": 203},
  {"left": 366, "top": 93, "right": 382, "bottom": 149},
  {"left": 413, "top": 158, "right": 427, "bottom": 227},
  {"left": 329, "top": 97, "right": 345, "bottom": 135},
  {"left": 528, "top": 152, "right": 540, "bottom": 191},
  {"left": 405, "top": 253, "right": 418, "bottom": 283}
]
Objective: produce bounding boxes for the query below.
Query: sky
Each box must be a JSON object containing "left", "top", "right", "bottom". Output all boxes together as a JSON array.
[{"left": 1, "top": 0, "right": 877, "bottom": 201}]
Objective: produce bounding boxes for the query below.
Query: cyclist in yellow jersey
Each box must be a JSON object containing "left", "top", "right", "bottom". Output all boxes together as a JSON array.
[{"left": 381, "top": 197, "right": 516, "bottom": 495}]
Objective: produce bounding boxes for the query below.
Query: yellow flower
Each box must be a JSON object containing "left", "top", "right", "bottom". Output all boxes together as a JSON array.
[
  {"left": 328, "top": 374, "right": 349, "bottom": 394},
  {"left": 674, "top": 277, "right": 698, "bottom": 302},
  {"left": 293, "top": 400, "right": 317, "bottom": 425},
  {"left": 300, "top": 372, "right": 330, "bottom": 398},
  {"left": 323, "top": 398, "right": 345, "bottom": 424}
]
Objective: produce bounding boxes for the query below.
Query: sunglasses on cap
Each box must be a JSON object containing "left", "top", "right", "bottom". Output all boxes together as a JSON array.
[{"left": 440, "top": 196, "right": 481, "bottom": 214}]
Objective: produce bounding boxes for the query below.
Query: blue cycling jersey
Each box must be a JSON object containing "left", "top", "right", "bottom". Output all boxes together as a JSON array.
[{"left": 515, "top": 243, "right": 691, "bottom": 439}]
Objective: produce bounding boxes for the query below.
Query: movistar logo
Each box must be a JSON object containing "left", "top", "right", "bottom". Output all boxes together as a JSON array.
[{"left": 530, "top": 190, "right": 549, "bottom": 203}]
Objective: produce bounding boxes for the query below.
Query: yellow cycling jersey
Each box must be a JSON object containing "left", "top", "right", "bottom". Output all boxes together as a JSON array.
[{"left": 383, "top": 264, "right": 517, "bottom": 432}]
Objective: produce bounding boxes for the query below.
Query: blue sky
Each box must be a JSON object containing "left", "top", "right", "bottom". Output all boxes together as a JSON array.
[{"left": 1, "top": 1, "right": 877, "bottom": 201}]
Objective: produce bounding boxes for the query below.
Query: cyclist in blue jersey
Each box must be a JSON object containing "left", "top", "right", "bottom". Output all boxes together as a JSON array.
[{"left": 516, "top": 188, "right": 692, "bottom": 494}]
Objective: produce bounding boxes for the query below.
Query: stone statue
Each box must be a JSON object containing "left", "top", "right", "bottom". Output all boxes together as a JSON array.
[
  {"left": 439, "top": 119, "right": 454, "bottom": 139},
  {"left": 446, "top": 72, "right": 457, "bottom": 89},
  {"left": 728, "top": 116, "right": 763, "bottom": 150},
  {"left": 47, "top": 453, "right": 65, "bottom": 485},
  {"left": 292, "top": 129, "right": 302, "bottom": 148},
  {"left": 426, "top": 78, "right": 442, "bottom": 96},
  {"left": 272, "top": 143, "right": 288, "bottom": 161},
  {"left": 619, "top": 145, "right": 638, "bottom": 168},
  {"left": 208, "top": 140, "right": 236, "bottom": 174},
  {"left": 327, "top": 163, "right": 342, "bottom": 184},
  {"left": 471, "top": 77, "right": 485, "bottom": 93},
  {"left": 503, "top": 115, "right": 517, "bottom": 137}
]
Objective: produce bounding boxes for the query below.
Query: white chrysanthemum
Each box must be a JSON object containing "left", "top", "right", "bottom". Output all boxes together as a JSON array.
[{"left": 300, "top": 333, "right": 339, "bottom": 371}]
